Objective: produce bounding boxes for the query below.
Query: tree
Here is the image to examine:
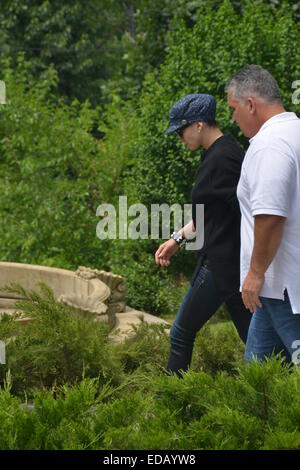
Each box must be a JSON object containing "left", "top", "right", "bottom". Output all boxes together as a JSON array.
[
  {"left": 0, "top": 0, "right": 126, "bottom": 104},
  {"left": 127, "top": 0, "right": 300, "bottom": 208},
  {"left": 0, "top": 57, "right": 117, "bottom": 269}
]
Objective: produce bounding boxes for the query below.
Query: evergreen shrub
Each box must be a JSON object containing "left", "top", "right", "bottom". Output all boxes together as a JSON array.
[
  {"left": 0, "top": 287, "right": 299, "bottom": 450},
  {"left": 0, "top": 284, "right": 123, "bottom": 397},
  {"left": 0, "top": 357, "right": 299, "bottom": 449}
]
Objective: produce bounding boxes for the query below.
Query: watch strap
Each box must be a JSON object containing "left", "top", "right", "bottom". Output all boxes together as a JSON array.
[{"left": 170, "top": 231, "right": 186, "bottom": 246}]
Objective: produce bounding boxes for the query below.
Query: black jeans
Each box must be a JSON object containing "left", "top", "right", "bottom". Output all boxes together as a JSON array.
[{"left": 167, "top": 262, "right": 252, "bottom": 377}]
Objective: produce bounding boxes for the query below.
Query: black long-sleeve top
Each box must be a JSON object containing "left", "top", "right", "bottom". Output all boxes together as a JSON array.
[{"left": 191, "top": 133, "right": 245, "bottom": 297}]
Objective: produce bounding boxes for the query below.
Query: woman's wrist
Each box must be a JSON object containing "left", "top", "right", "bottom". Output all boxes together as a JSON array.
[
  {"left": 178, "top": 228, "right": 185, "bottom": 238},
  {"left": 170, "top": 231, "right": 186, "bottom": 247}
]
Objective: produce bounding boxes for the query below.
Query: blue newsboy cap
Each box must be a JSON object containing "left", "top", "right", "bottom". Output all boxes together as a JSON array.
[{"left": 165, "top": 93, "right": 216, "bottom": 135}]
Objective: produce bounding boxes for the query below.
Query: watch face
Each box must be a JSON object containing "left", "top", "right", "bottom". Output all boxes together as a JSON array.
[{"left": 171, "top": 232, "right": 185, "bottom": 245}]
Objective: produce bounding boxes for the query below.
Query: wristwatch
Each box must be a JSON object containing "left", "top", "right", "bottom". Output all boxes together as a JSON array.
[{"left": 170, "top": 231, "right": 186, "bottom": 247}]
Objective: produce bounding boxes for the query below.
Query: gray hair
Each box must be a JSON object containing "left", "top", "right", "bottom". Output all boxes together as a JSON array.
[{"left": 225, "top": 64, "right": 282, "bottom": 104}]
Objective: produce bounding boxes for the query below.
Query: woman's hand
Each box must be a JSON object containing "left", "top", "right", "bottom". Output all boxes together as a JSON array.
[{"left": 155, "top": 239, "right": 179, "bottom": 267}]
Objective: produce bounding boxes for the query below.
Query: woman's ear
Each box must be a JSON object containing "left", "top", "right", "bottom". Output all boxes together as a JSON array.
[{"left": 196, "top": 122, "right": 204, "bottom": 133}]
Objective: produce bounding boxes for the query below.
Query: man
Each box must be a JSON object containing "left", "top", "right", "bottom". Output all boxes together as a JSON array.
[{"left": 226, "top": 64, "right": 300, "bottom": 364}]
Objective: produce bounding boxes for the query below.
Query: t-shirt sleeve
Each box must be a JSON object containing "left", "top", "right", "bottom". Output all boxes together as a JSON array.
[{"left": 247, "top": 147, "right": 295, "bottom": 217}]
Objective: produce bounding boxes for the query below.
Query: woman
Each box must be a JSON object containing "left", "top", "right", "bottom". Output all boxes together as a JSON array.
[{"left": 155, "top": 93, "right": 252, "bottom": 377}]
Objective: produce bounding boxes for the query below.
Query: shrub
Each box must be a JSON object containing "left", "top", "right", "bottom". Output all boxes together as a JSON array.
[
  {"left": 0, "top": 318, "right": 300, "bottom": 450},
  {"left": 0, "top": 284, "right": 123, "bottom": 397},
  {"left": 115, "top": 320, "right": 245, "bottom": 379},
  {"left": 115, "top": 323, "right": 170, "bottom": 374},
  {"left": 108, "top": 0, "right": 300, "bottom": 314},
  {"left": 108, "top": 239, "right": 190, "bottom": 316},
  {"left": 0, "top": 57, "right": 114, "bottom": 270},
  {"left": 128, "top": 0, "right": 300, "bottom": 207},
  {"left": 192, "top": 322, "right": 245, "bottom": 376}
]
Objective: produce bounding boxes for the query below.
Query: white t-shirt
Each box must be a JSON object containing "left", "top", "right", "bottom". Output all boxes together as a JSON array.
[{"left": 237, "top": 112, "right": 300, "bottom": 314}]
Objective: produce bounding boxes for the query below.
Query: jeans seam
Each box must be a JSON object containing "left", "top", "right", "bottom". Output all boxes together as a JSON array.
[{"left": 195, "top": 266, "right": 208, "bottom": 289}]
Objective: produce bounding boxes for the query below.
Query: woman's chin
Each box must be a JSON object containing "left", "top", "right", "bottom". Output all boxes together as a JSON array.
[{"left": 189, "top": 144, "right": 201, "bottom": 151}]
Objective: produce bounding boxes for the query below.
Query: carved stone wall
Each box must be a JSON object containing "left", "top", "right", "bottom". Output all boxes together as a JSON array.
[{"left": 75, "top": 267, "right": 127, "bottom": 314}]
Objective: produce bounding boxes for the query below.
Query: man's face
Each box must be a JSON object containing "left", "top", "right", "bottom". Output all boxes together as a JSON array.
[{"left": 227, "top": 89, "right": 256, "bottom": 138}]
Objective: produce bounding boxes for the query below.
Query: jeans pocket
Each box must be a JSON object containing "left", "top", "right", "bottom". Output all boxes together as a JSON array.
[{"left": 194, "top": 266, "right": 208, "bottom": 289}]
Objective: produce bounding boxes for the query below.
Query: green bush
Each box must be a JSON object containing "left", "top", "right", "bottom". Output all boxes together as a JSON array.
[
  {"left": 0, "top": 273, "right": 241, "bottom": 406},
  {"left": 0, "top": 57, "right": 114, "bottom": 270},
  {"left": 128, "top": 0, "right": 300, "bottom": 208},
  {"left": 0, "top": 291, "right": 241, "bottom": 402},
  {"left": 1, "top": 357, "right": 299, "bottom": 449},
  {"left": 115, "top": 320, "right": 244, "bottom": 378},
  {"left": 106, "top": 0, "right": 300, "bottom": 314},
  {"left": 0, "top": 284, "right": 123, "bottom": 397},
  {"left": 0, "top": 295, "right": 300, "bottom": 450},
  {"left": 115, "top": 322, "right": 170, "bottom": 375},
  {"left": 108, "top": 239, "right": 189, "bottom": 316},
  {"left": 192, "top": 322, "right": 245, "bottom": 376}
]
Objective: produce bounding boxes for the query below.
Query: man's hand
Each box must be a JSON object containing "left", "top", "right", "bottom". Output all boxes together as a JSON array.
[
  {"left": 242, "top": 269, "right": 264, "bottom": 313},
  {"left": 242, "top": 214, "right": 286, "bottom": 313},
  {"left": 155, "top": 239, "right": 179, "bottom": 267}
]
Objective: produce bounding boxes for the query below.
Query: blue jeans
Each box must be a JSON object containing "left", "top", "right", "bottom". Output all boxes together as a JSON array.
[
  {"left": 167, "top": 262, "right": 252, "bottom": 377},
  {"left": 245, "top": 289, "right": 300, "bottom": 364}
]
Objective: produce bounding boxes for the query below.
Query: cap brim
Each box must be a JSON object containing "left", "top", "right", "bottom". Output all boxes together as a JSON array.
[{"left": 165, "top": 124, "right": 181, "bottom": 135}]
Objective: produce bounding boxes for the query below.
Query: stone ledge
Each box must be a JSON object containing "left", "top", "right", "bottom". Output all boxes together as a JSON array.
[{"left": 0, "top": 262, "right": 171, "bottom": 343}]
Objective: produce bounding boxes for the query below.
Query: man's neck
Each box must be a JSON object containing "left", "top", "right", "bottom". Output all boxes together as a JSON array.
[{"left": 255, "top": 103, "right": 287, "bottom": 134}]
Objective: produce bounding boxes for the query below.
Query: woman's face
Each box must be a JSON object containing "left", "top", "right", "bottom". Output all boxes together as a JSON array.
[{"left": 178, "top": 122, "right": 203, "bottom": 150}]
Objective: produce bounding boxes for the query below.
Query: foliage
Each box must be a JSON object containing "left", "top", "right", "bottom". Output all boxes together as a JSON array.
[
  {"left": 0, "top": 57, "right": 115, "bottom": 270},
  {"left": 0, "top": 57, "right": 179, "bottom": 314},
  {"left": 0, "top": 284, "right": 241, "bottom": 399},
  {"left": 110, "top": 0, "right": 300, "bottom": 100},
  {"left": 104, "top": 0, "right": 203, "bottom": 101},
  {"left": 0, "top": 0, "right": 203, "bottom": 104},
  {"left": 191, "top": 322, "right": 244, "bottom": 375},
  {"left": 108, "top": 239, "right": 190, "bottom": 315},
  {"left": 0, "top": 288, "right": 299, "bottom": 450},
  {"left": 0, "top": 355, "right": 299, "bottom": 449},
  {"left": 2, "top": 1, "right": 300, "bottom": 316},
  {"left": 0, "top": 0, "right": 127, "bottom": 104},
  {"left": 0, "top": 0, "right": 225, "bottom": 103},
  {"left": 0, "top": 284, "right": 123, "bottom": 397},
  {"left": 114, "top": 316, "right": 244, "bottom": 377},
  {"left": 128, "top": 0, "right": 300, "bottom": 209},
  {"left": 1, "top": 1, "right": 299, "bottom": 104},
  {"left": 115, "top": 322, "right": 171, "bottom": 375},
  {"left": 101, "top": 0, "right": 300, "bottom": 315}
]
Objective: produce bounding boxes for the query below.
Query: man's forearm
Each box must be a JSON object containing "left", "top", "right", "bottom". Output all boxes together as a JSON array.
[{"left": 250, "top": 214, "right": 286, "bottom": 275}]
